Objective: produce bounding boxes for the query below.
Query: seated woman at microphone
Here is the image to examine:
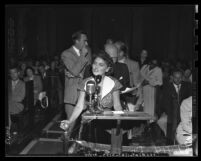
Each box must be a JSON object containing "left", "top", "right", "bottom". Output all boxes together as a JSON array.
[{"left": 60, "top": 50, "right": 123, "bottom": 144}]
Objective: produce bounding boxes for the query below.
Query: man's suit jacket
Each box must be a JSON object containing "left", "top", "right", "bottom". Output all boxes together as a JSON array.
[
  {"left": 83, "top": 64, "right": 93, "bottom": 79},
  {"left": 61, "top": 46, "right": 90, "bottom": 104},
  {"left": 161, "top": 81, "right": 192, "bottom": 125},
  {"left": 112, "top": 62, "right": 130, "bottom": 91},
  {"left": 124, "top": 58, "right": 140, "bottom": 87},
  {"left": 8, "top": 79, "right": 25, "bottom": 114}
]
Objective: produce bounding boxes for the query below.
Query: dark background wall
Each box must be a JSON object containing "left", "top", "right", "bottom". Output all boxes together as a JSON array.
[{"left": 6, "top": 5, "right": 195, "bottom": 62}]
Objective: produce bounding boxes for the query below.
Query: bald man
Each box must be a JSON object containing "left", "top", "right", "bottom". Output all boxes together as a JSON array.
[{"left": 104, "top": 44, "right": 130, "bottom": 91}]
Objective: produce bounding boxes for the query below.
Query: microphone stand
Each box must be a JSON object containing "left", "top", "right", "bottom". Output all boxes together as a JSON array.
[
  {"left": 88, "top": 94, "right": 94, "bottom": 113},
  {"left": 62, "top": 129, "right": 70, "bottom": 155}
]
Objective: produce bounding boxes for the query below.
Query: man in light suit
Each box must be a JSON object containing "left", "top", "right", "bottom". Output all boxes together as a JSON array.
[
  {"left": 8, "top": 66, "right": 25, "bottom": 134},
  {"left": 61, "top": 31, "right": 91, "bottom": 131}
]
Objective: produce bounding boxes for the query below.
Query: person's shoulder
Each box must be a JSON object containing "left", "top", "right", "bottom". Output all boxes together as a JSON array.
[
  {"left": 23, "top": 77, "right": 29, "bottom": 82},
  {"left": 127, "top": 58, "right": 138, "bottom": 64},
  {"left": 181, "top": 96, "right": 192, "bottom": 109},
  {"left": 34, "top": 75, "right": 42, "bottom": 80},
  {"left": 155, "top": 66, "right": 162, "bottom": 72},
  {"left": 181, "top": 81, "right": 192, "bottom": 88},
  {"left": 163, "top": 81, "right": 172, "bottom": 89},
  {"left": 61, "top": 46, "right": 73, "bottom": 56},
  {"left": 117, "top": 62, "right": 128, "bottom": 69},
  {"left": 83, "top": 76, "right": 94, "bottom": 83},
  {"left": 107, "top": 76, "right": 119, "bottom": 84},
  {"left": 18, "top": 79, "right": 25, "bottom": 85},
  {"left": 106, "top": 76, "right": 123, "bottom": 90}
]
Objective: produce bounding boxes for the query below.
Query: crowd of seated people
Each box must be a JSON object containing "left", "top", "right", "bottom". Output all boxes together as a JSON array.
[
  {"left": 7, "top": 56, "right": 65, "bottom": 139},
  {"left": 7, "top": 37, "right": 195, "bottom": 149}
]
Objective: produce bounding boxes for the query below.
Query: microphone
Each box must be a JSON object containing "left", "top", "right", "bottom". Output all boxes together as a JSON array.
[
  {"left": 94, "top": 75, "right": 102, "bottom": 84},
  {"left": 86, "top": 80, "right": 96, "bottom": 112},
  {"left": 86, "top": 80, "right": 96, "bottom": 95}
]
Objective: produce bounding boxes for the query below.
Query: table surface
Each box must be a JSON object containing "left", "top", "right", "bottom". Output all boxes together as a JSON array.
[{"left": 82, "top": 111, "right": 156, "bottom": 121}]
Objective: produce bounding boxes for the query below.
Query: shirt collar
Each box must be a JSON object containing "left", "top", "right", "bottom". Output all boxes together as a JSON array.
[
  {"left": 173, "top": 83, "right": 181, "bottom": 92},
  {"left": 73, "top": 46, "right": 80, "bottom": 56},
  {"left": 12, "top": 79, "right": 19, "bottom": 84}
]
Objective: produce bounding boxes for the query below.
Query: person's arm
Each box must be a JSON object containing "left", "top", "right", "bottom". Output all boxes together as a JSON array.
[
  {"left": 148, "top": 68, "right": 163, "bottom": 86},
  {"left": 180, "top": 98, "right": 192, "bottom": 134},
  {"left": 68, "top": 91, "right": 86, "bottom": 124},
  {"left": 113, "top": 90, "right": 122, "bottom": 111},
  {"left": 133, "top": 62, "right": 140, "bottom": 86}
]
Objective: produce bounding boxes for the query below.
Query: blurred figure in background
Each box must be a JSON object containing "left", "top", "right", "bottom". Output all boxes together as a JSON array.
[
  {"left": 115, "top": 41, "right": 140, "bottom": 87},
  {"left": 137, "top": 50, "right": 149, "bottom": 69},
  {"left": 24, "top": 66, "right": 43, "bottom": 106},
  {"left": 8, "top": 65, "right": 25, "bottom": 135},
  {"left": 33, "top": 60, "right": 41, "bottom": 75},
  {"left": 140, "top": 59, "right": 163, "bottom": 116},
  {"left": 104, "top": 43, "right": 130, "bottom": 91},
  {"left": 160, "top": 69, "right": 192, "bottom": 144},
  {"left": 48, "top": 60, "right": 63, "bottom": 107},
  {"left": 18, "top": 61, "right": 27, "bottom": 80}
]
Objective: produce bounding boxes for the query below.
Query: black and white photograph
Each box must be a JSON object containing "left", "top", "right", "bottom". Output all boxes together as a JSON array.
[{"left": 5, "top": 4, "right": 198, "bottom": 157}]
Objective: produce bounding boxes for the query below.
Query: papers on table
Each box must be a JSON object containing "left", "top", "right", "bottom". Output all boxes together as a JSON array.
[
  {"left": 121, "top": 87, "right": 138, "bottom": 94},
  {"left": 112, "top": 111, "right": 124, "bottom": 115}
]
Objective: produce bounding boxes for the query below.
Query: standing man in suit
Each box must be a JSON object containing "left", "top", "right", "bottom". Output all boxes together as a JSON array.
[
  {"left": 161, "top": 69, "right": 192, "bottom": 144},
  {"left": 104, "top": 43, "right": 130, "bottom": 91},
  {"left": 114, "top": 41, "right": 140, "bottom": 88},
  {"left": 8, "top": 66, "right": 25, "bottom": 134},
  {"left": 61, "top": 31, "right": 91, "bottom": 130}
]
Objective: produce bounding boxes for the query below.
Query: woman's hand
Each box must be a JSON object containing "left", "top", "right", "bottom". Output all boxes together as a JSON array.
[{"left": 60, "top": 120, "right": 70, "bottom": 131}]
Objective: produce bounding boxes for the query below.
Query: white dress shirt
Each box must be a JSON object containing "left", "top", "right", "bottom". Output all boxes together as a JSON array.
[
  {"left": 12, "top": 80, "right": 19, "bottom": 90},
  {"left": 173, "top": 83, "right": 181, "bottom": 93},
  {"left": 73, "top": 46, "right": 80, "bottom": 57}
]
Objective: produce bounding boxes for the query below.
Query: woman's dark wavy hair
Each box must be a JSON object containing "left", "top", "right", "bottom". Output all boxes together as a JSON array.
[
  {"left": 25, "top": 66, "right": 35, "bottom": 77},
  {"left": 92, "top": 50, "right": 114, "bottom": 76}
]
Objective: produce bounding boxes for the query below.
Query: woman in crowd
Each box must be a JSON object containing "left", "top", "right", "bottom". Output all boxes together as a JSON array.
[
  {"left": 33, "top": 60, "right": 41, "bottom": 75},
  {"left": 140, "top": 59, "right": 163, "bottom": 116},
  {"left": 18, "top": 62, "right": 27, "bottom": 79},
  {"left": 24, "top": 66, "right": 43, "bottom": 105}
]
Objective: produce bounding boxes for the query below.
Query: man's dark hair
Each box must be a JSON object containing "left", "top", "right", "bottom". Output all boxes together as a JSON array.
[
  {"left": 72, "top": 30, "right": 87, "bottom": 44},
  {"left": 39, "top": 64, "right": 45, "bottom": 68},
  {"left": 9, "top": 64, "right": 19, "bottom": 72},
  {"left": 25, "top": 66, "right": 35, "bottom": 76},
  {"left": 119, "top": 43, "right": 128, "bottom": 57},
  {"left": 171, "top": 68, "right": 184, "bottom": 76}
]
